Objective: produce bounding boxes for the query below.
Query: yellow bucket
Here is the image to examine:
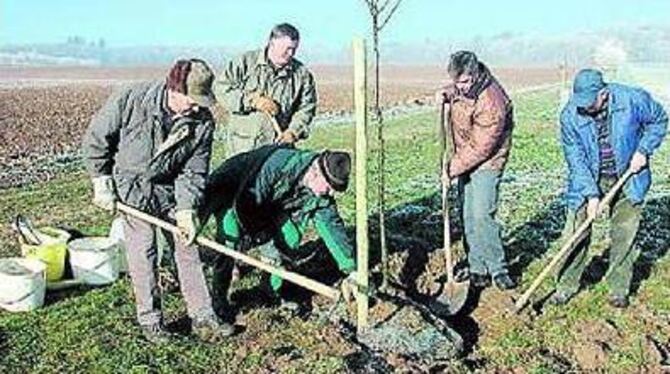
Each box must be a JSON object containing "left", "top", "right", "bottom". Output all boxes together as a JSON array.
[{"left": 20, "top": 227, "right": 70, "bottom": 282}]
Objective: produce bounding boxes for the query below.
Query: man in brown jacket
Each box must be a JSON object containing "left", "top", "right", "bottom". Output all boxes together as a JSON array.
[
  {"left": 83, "top": 59, "right": 233, "bottom": 343},
  {"left": 436, "top": 51, "right": 516, "bottom": 290}
]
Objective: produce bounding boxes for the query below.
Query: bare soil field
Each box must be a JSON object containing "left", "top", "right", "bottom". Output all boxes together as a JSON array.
[{"left": 0, "top": 65, "right": 562, "bottom": 188}]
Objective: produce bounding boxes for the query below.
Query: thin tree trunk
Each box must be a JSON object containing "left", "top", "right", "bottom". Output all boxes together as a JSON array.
[
  {"left": 372, "top": 17, "right": 388, "bottom": 291},
  {"left": 363, "top": 0, "right": 401, "bottom": 292}
]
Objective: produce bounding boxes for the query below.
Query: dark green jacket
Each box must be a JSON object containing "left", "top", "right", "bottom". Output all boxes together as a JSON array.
[
  {"left": 203, "top": 145, "right": 354, "bottom": 271},
  {"left": 83, "top": 81, "right": 215, "bottom": 213}
]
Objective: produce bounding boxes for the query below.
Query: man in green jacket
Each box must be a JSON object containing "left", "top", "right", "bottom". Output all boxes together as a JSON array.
[
  {"left": 201, "top": 145, "right": 356, "bottom": 312},
  {"left": 214, "top": 23, "right": 317, "bottom": 156}
]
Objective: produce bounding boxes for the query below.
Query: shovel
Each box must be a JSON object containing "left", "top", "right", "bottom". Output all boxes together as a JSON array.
[{"left": 432, "top": 102, "right": 469, "bottom": 316}]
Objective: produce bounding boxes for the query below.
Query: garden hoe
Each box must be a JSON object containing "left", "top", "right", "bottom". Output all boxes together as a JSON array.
[
  {"left": 115, "top": 202, "right": 341, "bottom": 300},
  {"left": 514, "top": 168, "right": 634, "bottom": 312}
]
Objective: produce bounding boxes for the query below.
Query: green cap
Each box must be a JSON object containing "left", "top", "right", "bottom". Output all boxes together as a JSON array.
[{"left": 185, "top": 59, "right": 216, "bottom": 108}]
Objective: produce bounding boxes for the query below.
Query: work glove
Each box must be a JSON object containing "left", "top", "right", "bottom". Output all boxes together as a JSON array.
[
  {"left": 175, "top": 209, "right": 200, "bottom": 246},
  {"left": 92, "top": 176, "right": 117, "bottom": 213},
  {"left": 249, "top": 92, "right": 280, "bottom": 117},
  {"left": 275, "top": 129, "right": 298, "bottom": 145}
]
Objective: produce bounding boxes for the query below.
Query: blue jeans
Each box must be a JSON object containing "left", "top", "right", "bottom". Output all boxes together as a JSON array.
[{"left": 460, "top": 169, "right": 508, "bottom": 276}]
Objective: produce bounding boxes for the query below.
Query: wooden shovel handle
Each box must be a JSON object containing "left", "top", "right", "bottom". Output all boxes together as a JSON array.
[
  {"left": 514, "top": 169, "right": 634, "bottom": 312},
  {"left": 442, "top": 152, "right": 454, "bottom": 284},
  {"left": 440, "top": 102, "right": 455, "bottom": 284}
]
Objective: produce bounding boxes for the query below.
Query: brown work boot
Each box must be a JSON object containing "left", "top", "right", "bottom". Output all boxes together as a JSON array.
[{"left": 192, "top": 317, "right": 235, "bottom": 343}]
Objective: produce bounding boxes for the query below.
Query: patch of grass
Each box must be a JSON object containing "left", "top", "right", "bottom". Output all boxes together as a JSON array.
[{"left": 1, "top": 86, "right": 669, "bottom": 372}]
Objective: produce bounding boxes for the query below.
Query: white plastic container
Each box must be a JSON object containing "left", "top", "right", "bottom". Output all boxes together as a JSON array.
[
  {"left": 68, "top": 237, "right": 120, "bottom": 286},
  {"left": 109, "top": 217, "right": 128, "bottom": 273},
  {"left": 0, "top": 258, "right": 47, "bottom": 312}
]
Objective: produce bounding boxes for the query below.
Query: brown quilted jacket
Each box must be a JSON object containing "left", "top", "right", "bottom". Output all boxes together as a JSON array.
[{"left": 443, "top": 77, "right": 514, "bottom": 177}]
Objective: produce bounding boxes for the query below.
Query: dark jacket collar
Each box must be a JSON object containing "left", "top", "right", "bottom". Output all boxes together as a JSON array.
[{"left": 464, "top": 63, "right": 493, "bottom": 100}]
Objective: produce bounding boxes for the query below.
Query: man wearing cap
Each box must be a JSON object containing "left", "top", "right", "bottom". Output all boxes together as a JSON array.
[
  {"left": 214, "top": 23, "right": 317, "bottom": 156},
  {"left": 435, "top": 51, "right": 516, "bottom": 290},
  {"left": 83, "top": 59, "right": 234, "bottom": 342},
  {"left": 552, "top": 68, "right": 667, "bottom": 308},
  {"left": 200, "top": 145, "right": 356, "bottom": 312}
]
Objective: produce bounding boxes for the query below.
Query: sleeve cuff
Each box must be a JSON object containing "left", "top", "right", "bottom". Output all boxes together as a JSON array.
[
  {"left": 636, "top": 144, "right": 653, "bottom": 156},
  {"left": 226, "top": 90, "right": 249, "bottom": 113},
  {"left": 584, "top": 187, "right": 600, "bottom": 199}
]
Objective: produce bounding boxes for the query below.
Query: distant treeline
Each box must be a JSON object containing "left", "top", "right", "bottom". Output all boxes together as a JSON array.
[{"left": 1, "top": 25, "right": 669, "bottom": 67}]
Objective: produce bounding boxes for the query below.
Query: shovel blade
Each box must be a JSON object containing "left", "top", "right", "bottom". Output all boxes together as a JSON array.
[{"left": 432, "top": 280, "right": 470, "bottom": 316}]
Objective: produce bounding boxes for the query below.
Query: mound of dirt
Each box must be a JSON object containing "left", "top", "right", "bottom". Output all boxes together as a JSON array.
[
  {"left": 359, "top": 302, "right": 464, "bottom": 363},
  {"left": 571, "top": 319, "right": 621, "bottom": 371}
]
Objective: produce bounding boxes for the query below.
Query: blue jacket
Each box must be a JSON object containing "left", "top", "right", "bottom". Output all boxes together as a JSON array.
[{"left": 560, "top": 83, "right": 667, "bottom": 211}]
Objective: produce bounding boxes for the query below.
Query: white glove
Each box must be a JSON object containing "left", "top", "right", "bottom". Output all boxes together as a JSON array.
[
  {"left": 92, "top": 176, "right": 117, "bottom": 212},
  {"left": 175, "top": 210, "right": 199, "bottom": 246}
]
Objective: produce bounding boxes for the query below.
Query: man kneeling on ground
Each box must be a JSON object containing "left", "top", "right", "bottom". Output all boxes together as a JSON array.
[{"left": 201, "top": 145, "right": 357, "bottom": 313}]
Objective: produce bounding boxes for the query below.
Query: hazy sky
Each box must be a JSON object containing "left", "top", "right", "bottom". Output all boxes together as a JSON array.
[{"left": 2, "top": 0, "right": 669, "bottom": 48}]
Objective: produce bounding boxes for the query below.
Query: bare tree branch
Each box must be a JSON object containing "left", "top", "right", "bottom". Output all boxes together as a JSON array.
[
  {"left": 379, "top": 0, "right": 402, "bottom": 31},
  {"left": 363, "top": 0, "right": 378, "bottom": 17},
  {"left": 378, "top": 0, "right": 391, "bottom": 13}
]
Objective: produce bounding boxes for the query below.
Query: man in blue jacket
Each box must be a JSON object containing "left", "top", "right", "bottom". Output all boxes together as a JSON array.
[{"left": 552, "top": 69, "right": 667, "bottom": 308}]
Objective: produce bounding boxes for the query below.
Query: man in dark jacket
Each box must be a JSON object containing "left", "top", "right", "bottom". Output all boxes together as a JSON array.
[
  {"left": 82, "top": 59, "right": 233, "bottom": 343},
  {"left": 201, "top": 145, "right": 356, "bottom": 312},
  {"left": 551, "top": 69, "right": 667, "bottom": 308},
  {"left": 435, "top": 51, "right": 516, "bottom": 290}
]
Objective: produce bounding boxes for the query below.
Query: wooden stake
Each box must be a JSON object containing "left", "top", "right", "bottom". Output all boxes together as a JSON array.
[{"left": 353, "top": 36, "right": 369, "bottom": 333}]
